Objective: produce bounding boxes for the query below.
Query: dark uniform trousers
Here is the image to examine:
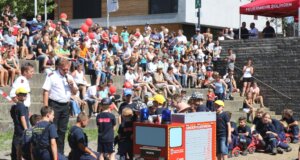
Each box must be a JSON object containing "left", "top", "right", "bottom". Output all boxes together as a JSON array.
[{"left": 49, "top": 99, "right": 70, "bottom": 154}]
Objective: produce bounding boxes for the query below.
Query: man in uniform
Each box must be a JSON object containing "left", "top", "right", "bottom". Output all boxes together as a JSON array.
[
  {"left": 42, "top": 58, "right": 78, "bottom": 154},
  {"left": 10, "top": 63, "right": 34, "bottom": 110}
]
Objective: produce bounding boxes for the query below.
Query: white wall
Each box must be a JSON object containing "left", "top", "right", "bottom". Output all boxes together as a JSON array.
[{"left": 185, "top": 0, "right": 282, "bottom": 32}]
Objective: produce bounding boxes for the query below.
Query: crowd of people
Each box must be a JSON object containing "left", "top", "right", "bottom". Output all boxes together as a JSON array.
[{"left": 1, "top": 4, "right": 298, "bottom": 160}]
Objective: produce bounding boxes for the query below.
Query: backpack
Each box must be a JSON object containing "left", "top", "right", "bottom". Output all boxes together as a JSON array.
[{"left": 31, "top": 123, "right": 52, "bottom": 150}]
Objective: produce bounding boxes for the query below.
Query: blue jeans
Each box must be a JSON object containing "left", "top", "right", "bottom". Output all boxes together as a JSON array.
[
  {"left": 290, "top": 125, "right": 299, "bottom": 140},
  {"left": 215, "top": 93, "right": 225, "bottom": 101},
  {"left": 217, "top": 136, "right": 229, "bottom": 155},
  {"left": 100, "top": 72, "right": 107, "bottom": 84},
  {"left": 70, "top": 100, "right": 81, "bottom": 116},
  {"left": 180, "top": 74, "right": 187, "bottom": 87}
]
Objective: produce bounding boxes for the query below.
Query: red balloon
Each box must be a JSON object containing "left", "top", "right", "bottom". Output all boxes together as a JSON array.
[
  {"left": 60, "top": 13, "right": 67, "bottom": 19},
  {"left": 109, "top": 86, "right": 117, "bottom": 94},
  {"left": 88, "top": 32, "right": 95, "bottom": 39},
  {"left": 124, "top": 81, "right": 133, "bottom": 89},
  {"left": 81, "top": 24, "right": 89, "bottom": 33},
  {"left": 85, "top": 18, "right": 93, "bottom": 27},
  {"left": 51, "top": 23, "right": 56, "bottom": 29}
]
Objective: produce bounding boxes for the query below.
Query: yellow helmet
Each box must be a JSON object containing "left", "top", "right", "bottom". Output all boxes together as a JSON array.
[
  {"left": 152, "top": 94, "right": 166, "bottom": 104},
  {"left": 214, "top": 100, "right": 224, "bottom": 107},
  {"left": 15, "top": 87, "right": 28, "bottom": 95}
]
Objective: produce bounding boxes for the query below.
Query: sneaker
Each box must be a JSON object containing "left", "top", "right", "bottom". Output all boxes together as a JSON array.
[
  {"left": 270, "top": 148, "right": 277, "bottom": 155},
  {"left": 277, "top": 148, "right": 283, "bottom": 154},
  {"left": 292, "top": 139, "right": 299, "bottom": 144},
  {"left": 241, "top": 150, "right": 248, "bottom": 156},
  {"left": 285, "top": 147, "right": 292, "bottom": 152}
]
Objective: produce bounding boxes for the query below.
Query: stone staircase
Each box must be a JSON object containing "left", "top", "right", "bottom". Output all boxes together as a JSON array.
[
  {"left": 0, "top": 59, "right": 282, "bottom": 132},
  {"left": 220, "top": 37, "right": 300, "bottom": 119}
]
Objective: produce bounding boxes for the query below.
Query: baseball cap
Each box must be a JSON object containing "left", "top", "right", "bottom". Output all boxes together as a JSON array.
[
  {"left": 133, "top": 101, "right": 147, "bottom": 112},
  {"left": 147, "top": 101, "right": 154, "bottom": 108},
  {"left": 196, "top": 28, "right": 200, "bottom": 32},
  {"left": 15, "top": 87, "right": 28, "bottom": 94},
  {"left": 124, "top": 89, "right": 133, "bottom": 96},
  {"left": 101, "top": 98, "right": 112, "bottom": 105},
  {"left": 214, "top": 100, "right": 225, "bottom": 107},
  {"left": 123, "top": 26, "right": 128, "bottom": 29},
  {"left": 151, "top": 94, "right": 166, "bottom": 104}
]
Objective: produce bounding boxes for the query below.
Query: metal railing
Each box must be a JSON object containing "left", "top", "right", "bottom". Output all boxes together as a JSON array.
[{"left": 234, "top": 66, "right": 293, "bottom": 101}]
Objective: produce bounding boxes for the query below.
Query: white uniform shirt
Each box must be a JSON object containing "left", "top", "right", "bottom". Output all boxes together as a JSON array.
[
  {"left": 10, "top": 75, "right": 31, "bottom": 107},
  {"left": 42, "top": 70, "right": 78, "bottom": 103}
]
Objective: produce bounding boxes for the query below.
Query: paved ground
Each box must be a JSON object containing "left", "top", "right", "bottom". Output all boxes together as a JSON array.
[{"left": 1, "top": 140, "right": 299, "bottom": 160}]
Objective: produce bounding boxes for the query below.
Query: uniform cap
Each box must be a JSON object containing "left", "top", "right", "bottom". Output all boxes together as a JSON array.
[
  {"left": 152, "top": 94, "right": 166, "bottom": 104},
  {"left": 124, "top": 89, "right": 133, "bottom": 96},
  {"left": 101, "top": 98, "right": 112, "bottom": 105},
  {"left": 15, "top": 87, "right": 28, "bottom": 94},
  {"left": 214, "top": 100, "right": 225, "bottom": 107},
  {"left": 133, "top": 101, "right": 147, "bottom": 111}
]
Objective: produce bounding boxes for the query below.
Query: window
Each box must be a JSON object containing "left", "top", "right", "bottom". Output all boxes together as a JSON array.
[
  {"left": 169, "top": 127, "right": 182, "bottom": 147},
  {"left": 73, "top": 0, "right": 102, "bottom": 19},
  {"left": 149, "top": 0, "right": 178, "bottom": 14},
  {"left": 136, "top": 126, "right": 166, "bottom": 147}
]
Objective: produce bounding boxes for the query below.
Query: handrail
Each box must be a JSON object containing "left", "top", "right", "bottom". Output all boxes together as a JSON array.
[{"left": 234, "top": 66, "right": 293, "bottom": 100}]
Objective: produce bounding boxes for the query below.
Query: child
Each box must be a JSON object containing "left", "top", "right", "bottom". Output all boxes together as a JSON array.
[
  {"left": 22, "top": 114, "right": 42, "bottom": 160},
  {"left": 251, "top": 108, "right": 266, "bottom": 147},
  {"left": 237, "top": 116, "right": 252, "bottom": 155},
  {"left": 11, "top": 87, "right": 30, "bottom": 160},
  {"left": 243, "top": 93, "right": 255, "bottom": 122},
  {"left": 117, "top": 107, "right": 134, "bottom": 160},
  {"left": 191, "top": 92, "right": 209, "bottom": 112},
  {"left": 215, "top": 100, "right": 231, "bottom": 160},
  {"left": 96, "top": 98, "right": 116, "bottom": 160},
  {"left": 68, "top": 112, "right": 99, "bottom": 160},
  {"left": 207, "top": 88, "right": 216, "bottom": 111},
  {"left": 31, "top": 106, "right": 66, "bottom": 160},
  {"left": 227, "top": 112, "right": 238, "bottom": 157},
  {"left": 94, "top": 54, "right": 103, "bottom": 85},
  {"left": 281, "top": 109, "right": 299, "bottom": 143}
]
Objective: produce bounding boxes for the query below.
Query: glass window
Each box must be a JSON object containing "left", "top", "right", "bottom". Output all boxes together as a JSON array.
[
  {"left": 136, "top": 126, "right": 166, "bottom": 147},
  {"left": 149, "top": 0, "right": 178, "bottom": 14},
  {"left": 169, "top": 127, "right": 182, "bottom": 147},
  {"left": 73, "top": 0, "right": 102, "bottom": 19}
]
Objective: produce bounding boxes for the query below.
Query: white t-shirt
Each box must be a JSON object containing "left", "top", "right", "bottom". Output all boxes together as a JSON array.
[
  {"left": 84, "top": 85, "right": 97, "bottom": 100},
  {"left": 125, "top": 72, "right": 137, "bottom": 85},
  {"left": 176, "top": 35, "right": 187, "bottom": 44},
  {"left": 143, "top": 76, "right": 153, "bottom": 83}
]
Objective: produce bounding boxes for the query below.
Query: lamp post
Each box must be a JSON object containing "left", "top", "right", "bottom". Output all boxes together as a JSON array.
[
  {"left": 44, "top": 0, "right": 47, "bottom": 22},
  {"left": 195, "top": 0, "right": 201, "bottom": 30}
]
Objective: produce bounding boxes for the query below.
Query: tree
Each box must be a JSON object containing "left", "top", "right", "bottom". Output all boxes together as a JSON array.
[{"left": 0, "top": 0, "right": 57, "bottom": 19}]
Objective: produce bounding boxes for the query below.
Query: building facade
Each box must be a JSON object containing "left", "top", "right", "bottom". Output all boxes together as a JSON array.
[{"left": 55, "top": 0, "right": 277, "bottom": 37}]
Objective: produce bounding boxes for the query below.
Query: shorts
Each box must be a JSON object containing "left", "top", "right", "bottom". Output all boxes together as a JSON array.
[
  {"left": 97, "top": 142, "right": 114, "bottom": 154},
  {"left": 243, "top": 77, "right": 253, "bottom": 83},
  {"left": 95, "top": 71, "right": 101, "bottom": 77},
  {"left": 243, "top": 108, "right": 250, "bottom": 113},
  {"left": 217, "top": 136, "right": 229, "bottom": 155}
]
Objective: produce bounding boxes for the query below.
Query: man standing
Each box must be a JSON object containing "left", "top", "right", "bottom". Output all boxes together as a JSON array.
[
  {"left": 240, "top": 22, "right": 249, "bottom": 39},
  {"left": 262, "top": 21, "right": 275, "bottom": 38},
  {"left": 193, "top": 28, "right": 204, "bottom": 45},
  {"left": 42, "top": 58, "right": 78, "bottom": 154},
  {"left": 10, "top": 63, "right": 34, "bottom": 109}
]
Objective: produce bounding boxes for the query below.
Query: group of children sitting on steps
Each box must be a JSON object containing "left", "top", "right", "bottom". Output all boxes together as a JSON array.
[{"left": 216, "top": 99, "right": 299, "bottom": 160}]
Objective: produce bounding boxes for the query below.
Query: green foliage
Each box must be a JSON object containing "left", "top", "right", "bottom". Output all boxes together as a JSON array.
[{"left": 0, "top": 0, "right": 57, "bottom": 18}]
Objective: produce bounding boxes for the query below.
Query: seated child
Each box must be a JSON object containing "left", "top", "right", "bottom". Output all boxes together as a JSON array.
[
  {"left": 237, "top": 117, "right": 252, "bottom": 155},
  {"left": 206, "top": 88, "right": 216, "bottom": 111},
  {"left": 243, "top": 93, "right": 255, "bottom": 122},
  {"left": 117, "top": 107, "right": 134, "bottom": 160},
  {"left": 68, "top": 112, "right": 99, "bottom": 160},
  {"left": 281, "top": 109, "right": 299, "bottom": 143},
  {"left": 227, "top": 112, "right": 238, "bottom": 156},
  {"left": 251, "top": 108, "right": 265, "bottom": 147}
]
